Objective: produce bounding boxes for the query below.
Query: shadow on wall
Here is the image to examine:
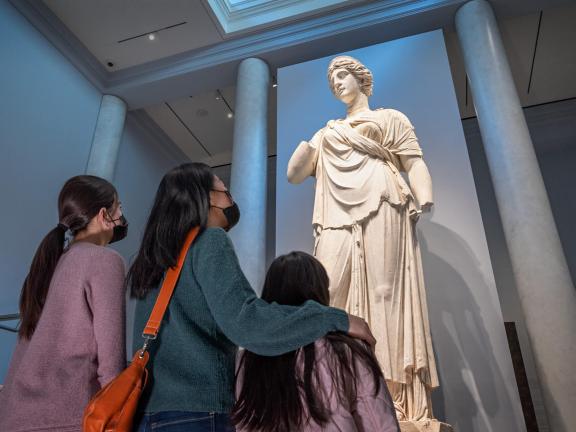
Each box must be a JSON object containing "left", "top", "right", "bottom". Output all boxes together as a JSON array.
[{"left": 419, "top": 220, "right": 524, "bottom": 432}]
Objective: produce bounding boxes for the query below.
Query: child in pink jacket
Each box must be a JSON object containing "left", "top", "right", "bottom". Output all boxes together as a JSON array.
[{"left": 233, "top": 251, "right": 400, "bottom": 432}]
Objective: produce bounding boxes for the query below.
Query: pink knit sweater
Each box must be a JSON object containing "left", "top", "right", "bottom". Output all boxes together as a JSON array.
[{"left": 0, "top": 242, "right": 126, "bottom": 432}]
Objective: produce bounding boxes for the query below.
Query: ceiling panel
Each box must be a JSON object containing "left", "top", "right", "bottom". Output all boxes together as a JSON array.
[
  {"left": 145, "top": 103, "right": 210, "bottom": 161},
  {"left": 498, "top": 12, "right": 541, "bottom": 106},
  {"left": 445, "top": 9, "right": 545, "bottom": 118},
  {"left": 220, "top": 86, "right": 236, "bottom": 110},
  {"left": 44, "top": 0, "right": 223, "bottom": 70},
  {"left": 144, "top": 80, "right": 279, "bottom": 167},
  {"left": 528, "top": 5, "right": 576, "bottom": 104},
  {"left": 167, "top": 91, "right": 236, "bottom": 157}
]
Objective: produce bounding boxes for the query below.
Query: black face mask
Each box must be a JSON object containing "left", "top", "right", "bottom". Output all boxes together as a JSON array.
[
  {"left": 108, "top": 214, "right": 129, "bottom": 244},
  {"left": 211, "top": 190, "right": 241, "bottom": 231},
  {"left": 220, "top": 202, "right": 240, "bottom": 231}
]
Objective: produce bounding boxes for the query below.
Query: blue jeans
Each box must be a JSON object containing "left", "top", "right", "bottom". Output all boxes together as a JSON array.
[{"left": 136, "top": 411, "right": 235, "bottom": 432}]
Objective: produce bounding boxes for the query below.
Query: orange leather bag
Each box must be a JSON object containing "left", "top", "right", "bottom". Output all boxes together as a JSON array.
[{"left": 83, "top": 227, "right": 199, "bottom": 432}]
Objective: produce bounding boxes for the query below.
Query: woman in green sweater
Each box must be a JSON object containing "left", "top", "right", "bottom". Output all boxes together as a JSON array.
[{"left": 129, "top": 162, "right": 374, "bottom": 432}]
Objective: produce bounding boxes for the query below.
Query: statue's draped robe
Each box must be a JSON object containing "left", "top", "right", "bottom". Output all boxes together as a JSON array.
[{"left": 304, "top": 109, "right": 438, "bottom": 420}]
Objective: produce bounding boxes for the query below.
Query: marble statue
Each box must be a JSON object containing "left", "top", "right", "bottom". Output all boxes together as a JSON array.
[{"left": 287, "top": 56, "right": 450, "bottom": 431}]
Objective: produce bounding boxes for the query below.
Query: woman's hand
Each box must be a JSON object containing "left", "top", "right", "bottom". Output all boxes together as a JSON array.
[{"left": 347, "top": 314, "right": 377, "bottom": 347}]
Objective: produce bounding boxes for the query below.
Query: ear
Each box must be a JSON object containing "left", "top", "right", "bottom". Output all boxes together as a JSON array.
[{"left": 97, "top": 207, "right": 112, "bottom": 228}]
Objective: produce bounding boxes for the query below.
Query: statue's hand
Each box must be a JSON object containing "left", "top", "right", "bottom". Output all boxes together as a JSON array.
[
  {"left": 420, "top": 202, "right": 434, "bottom": 213},
  {"left": 410, "top": 208, "right": 422, "bottom": 222},
  {"left": 410, "top": 202, "right": 433, "bottom": 222}
]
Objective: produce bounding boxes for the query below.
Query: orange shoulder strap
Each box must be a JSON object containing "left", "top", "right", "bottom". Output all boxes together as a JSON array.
[{"left": 142, "top": 227, "right": 200, "bottom": 339}]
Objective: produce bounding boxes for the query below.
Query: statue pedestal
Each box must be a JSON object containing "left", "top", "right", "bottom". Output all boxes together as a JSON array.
[{"left": 400, "top": 419, "right": 453, "bottom": 432}]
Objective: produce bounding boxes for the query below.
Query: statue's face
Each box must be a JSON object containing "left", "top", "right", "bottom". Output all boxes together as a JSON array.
[{"left": 330, "top": 67, "right": 361, "bottom": 104}]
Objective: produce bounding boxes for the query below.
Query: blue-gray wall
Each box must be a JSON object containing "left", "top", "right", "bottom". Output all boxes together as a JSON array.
[
  {"left": 0, "top": 0, "right": 188, "bottom": 381},
  {"left": 0, "top": 0, "right": 101, "bottom": 380}
]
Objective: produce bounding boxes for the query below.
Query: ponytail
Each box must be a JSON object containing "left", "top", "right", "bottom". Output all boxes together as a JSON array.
[
  {"left": 18, "top": 175, "right": 117, "bottom": 340},
  {"left": 18, "top": 225, "right": 67, "bottom": 339}
]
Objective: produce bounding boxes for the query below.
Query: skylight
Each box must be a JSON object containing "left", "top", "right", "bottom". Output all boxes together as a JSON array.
[{"left": 206, "top": 0, "right": 352, "bottom": 34}]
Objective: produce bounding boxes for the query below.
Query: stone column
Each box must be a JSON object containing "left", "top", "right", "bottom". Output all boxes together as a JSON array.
[
  {"left": 229, "top": 58, "right": 270, "bottom": 292},
  {"left": 86, "top": 94, "right": 127, "bottom": 181},
  {"left": 456, "top": 1, "right": 576, "bottom": 430}
]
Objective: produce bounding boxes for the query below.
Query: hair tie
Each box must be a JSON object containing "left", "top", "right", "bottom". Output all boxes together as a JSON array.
[{"left": 57, "top": 222, "right": 69, "bottom": 231}]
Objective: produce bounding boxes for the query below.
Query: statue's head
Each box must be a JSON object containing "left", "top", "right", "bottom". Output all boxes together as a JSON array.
[{"left": 327, "top": 56, "right": 373, "bottom": 101}]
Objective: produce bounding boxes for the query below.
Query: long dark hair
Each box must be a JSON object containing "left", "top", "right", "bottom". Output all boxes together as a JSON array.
[
  {"left": 232, "top": 252, "right": 383, "bottom": 432},
  {"left": 19, "top": 175, "right": 117, "bottom": 340},
  {"left": 128, "top": 162, "right": 214, "bottom": 299}
]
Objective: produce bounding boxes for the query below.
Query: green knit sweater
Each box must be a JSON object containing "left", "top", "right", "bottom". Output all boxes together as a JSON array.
[{"left": 133, "top": 228, "right": 349, "bottom": 414}]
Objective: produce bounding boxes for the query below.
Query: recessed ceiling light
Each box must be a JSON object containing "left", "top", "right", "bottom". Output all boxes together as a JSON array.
[
  {"left": 227, "top": 112, "right": 233, "bottom": 119},
  {"left": 148, "top": 33, "right": 156, "bottom": 41}
]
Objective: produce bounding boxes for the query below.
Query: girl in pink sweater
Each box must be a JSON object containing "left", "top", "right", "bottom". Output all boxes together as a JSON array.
[
  {"left": 233, "top": 251, "right": 400, "bottom": 432},
  {"left": 0, "top": 175, "right": 128, "bottom": 432}
]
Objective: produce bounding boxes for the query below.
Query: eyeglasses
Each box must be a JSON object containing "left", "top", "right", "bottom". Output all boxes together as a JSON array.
[{"left": 106, "top": 213, "right": 127, "bottom": 226}]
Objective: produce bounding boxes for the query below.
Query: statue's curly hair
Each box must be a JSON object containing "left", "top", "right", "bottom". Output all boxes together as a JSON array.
[{"left": 327, "top": 56, "right": 373, "bottom": 97}]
